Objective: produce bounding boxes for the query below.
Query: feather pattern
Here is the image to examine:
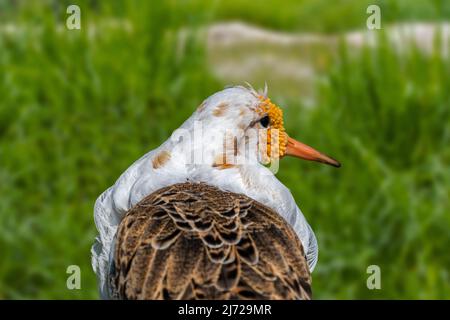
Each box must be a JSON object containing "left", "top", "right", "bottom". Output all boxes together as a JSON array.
[{"left": 110, "top": 182, "right": 312, "bottom": 300}]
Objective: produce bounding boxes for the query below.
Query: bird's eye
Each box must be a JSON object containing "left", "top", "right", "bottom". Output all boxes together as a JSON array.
[{"left": 259, "top": 115, "right": 270, "bottom": 128}]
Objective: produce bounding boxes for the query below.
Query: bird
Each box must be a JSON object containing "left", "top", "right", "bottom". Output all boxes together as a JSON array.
[{"left": 91, "top": 84, "right": 340, "bottom": 300}]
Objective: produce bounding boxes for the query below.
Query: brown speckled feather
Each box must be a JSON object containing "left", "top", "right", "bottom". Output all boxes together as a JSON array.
[{"left": 110, "top": 182, "right": 312, "bottom": 300}]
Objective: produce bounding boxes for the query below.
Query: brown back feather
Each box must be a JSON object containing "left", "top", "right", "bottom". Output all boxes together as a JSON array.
[{"left": 111, "top": 182, "right": 312, "bottom": 300}]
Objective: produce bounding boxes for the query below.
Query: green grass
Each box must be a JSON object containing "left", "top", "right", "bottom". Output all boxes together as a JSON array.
[
  {"left": 0, "top": 0, "right": 449, "bottom": 299},
  {"left": 279, "top": 35, "right": 450, "bottom": 298},
  {"left": 196, "top": 0, "right": 450, "bottom": 32},
  {"left": 0, "top": 0, "right": 221, "bottom": 299}
]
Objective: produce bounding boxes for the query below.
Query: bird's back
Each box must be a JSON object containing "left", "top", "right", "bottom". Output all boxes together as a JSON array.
[{"left": 110, "top": 182, "right": 312, "bottom": 299}]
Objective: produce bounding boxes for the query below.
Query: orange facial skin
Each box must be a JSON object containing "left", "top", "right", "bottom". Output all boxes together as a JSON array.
[
  {"left": 258, "top": 95, "right": 340, "bottom": 168},
  {"left": 258, "top": 96, "right": 287, "bottom": 159}
]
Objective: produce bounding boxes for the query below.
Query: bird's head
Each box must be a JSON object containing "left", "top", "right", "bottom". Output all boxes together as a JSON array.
[
  {"left": 256, "top": 94, "right": 340, "bottom": 167},
  {"left": 176, "top": 85, "right": 340, "bottom": 170}
]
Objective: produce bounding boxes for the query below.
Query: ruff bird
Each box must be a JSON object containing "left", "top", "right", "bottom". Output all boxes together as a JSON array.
[{"left": 92, "top": 85, "right": 340, "bottom": 300}]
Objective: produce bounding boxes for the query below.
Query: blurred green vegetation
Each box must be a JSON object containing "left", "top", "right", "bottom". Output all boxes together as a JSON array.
[
  {"left": 198, "top": 0, "right": 450, "bottom": 32},
  {"left": 0, "top": 0, "right": 449, "bottom": 299},
  {"left": 281, "top": 37, "right": 450, "bottom": 299}
]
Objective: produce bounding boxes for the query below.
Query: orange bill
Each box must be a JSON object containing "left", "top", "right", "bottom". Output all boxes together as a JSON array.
[{"left": 285, "top": 135, "right": 341, "bottom": 168}]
